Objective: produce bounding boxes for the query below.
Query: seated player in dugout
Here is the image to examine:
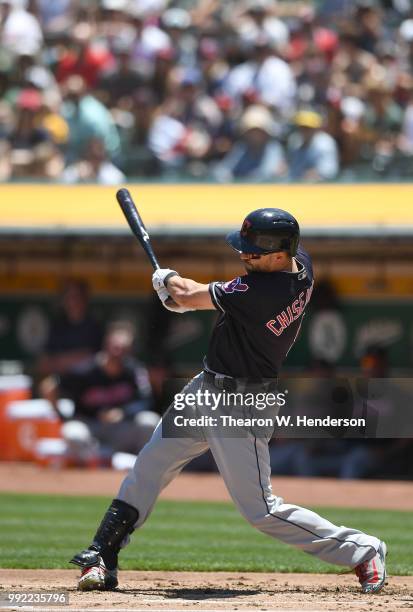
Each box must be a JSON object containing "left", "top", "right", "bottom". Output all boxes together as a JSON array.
[
  {"left": 40, "top": 321, "right": 157, "bottom": 458},
  {"left": 70, "top": 208, "right": 387, "bottom": 595}
]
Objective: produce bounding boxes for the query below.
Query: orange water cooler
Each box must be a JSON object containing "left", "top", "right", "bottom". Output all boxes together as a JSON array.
[{"left": 0, "top": 376, "right": 62, "bottom": 461}]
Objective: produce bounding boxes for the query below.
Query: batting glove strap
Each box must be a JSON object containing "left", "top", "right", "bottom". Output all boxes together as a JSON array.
[{"left": 164, "top": 271, "right": 180, "bottom": 287}]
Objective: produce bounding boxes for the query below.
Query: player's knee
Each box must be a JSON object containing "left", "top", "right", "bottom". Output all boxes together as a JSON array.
[
  {"left": 242, "top": 496, "right": 284, "bottom": 530},
  {"left": 245, "top": 511, "right": 268, "bottom": 530}
]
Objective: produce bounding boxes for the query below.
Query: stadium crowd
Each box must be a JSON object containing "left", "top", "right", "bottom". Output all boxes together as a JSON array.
[{"left": 1, "top": 0, "right": 413, "bottom": 182}]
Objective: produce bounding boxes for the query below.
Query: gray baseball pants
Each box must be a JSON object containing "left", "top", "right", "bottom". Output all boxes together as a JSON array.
[{"left": 118, "top": 372, "right": 380, "bottom": 568}]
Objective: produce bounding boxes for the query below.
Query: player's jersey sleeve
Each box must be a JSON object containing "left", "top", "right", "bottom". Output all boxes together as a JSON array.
[{"left": 209, "top": 275, "right": 257, "bottom": 317}]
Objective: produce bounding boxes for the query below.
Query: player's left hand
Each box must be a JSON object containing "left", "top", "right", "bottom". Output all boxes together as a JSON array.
[{"left": 152, "top": 269, "right": 179, "bottom": 291}]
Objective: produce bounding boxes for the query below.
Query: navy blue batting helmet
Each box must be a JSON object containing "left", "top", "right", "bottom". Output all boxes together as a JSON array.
[{"left": 226, "top": 208, "right": 300, "bottom": 256}]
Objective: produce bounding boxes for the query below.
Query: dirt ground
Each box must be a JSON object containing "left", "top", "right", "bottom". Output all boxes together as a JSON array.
[
  {"left": 1, "top": 463, "right": 412, "bottom": 611},
  {"left": 1, "top": 569, "right": 412, "bottom": 612}
]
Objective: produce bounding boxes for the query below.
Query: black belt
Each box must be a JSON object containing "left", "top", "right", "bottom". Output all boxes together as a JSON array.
[{"left": 203, "top": 370, "right": 278, "bottom": 393}]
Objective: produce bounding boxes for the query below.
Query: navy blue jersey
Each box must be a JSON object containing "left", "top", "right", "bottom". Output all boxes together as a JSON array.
[{"left": 206, "top": 246, "right": 314, "bottom": 379}]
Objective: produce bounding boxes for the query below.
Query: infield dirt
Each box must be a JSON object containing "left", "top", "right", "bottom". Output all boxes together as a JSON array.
[{"left": 1, "top": 569, "right": 413, "bottom": 612}]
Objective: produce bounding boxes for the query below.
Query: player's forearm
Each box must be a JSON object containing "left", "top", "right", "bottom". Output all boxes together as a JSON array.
[{"left": 166, "top": 276, "right": 213, "bottom": 310}]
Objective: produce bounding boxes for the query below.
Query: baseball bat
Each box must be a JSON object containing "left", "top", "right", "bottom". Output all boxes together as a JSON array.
[
  {"left": 116, "top": 188, "right": 177, "bottom": 306},
  {"left": 116, "top": 188, "right": 160, "bottom": 270}
]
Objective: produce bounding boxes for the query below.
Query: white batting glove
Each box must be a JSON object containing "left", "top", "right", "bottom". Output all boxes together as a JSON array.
[
  {"left": 152, "top": 269, "right": 179, "bottom": 291},
  {"left": 156, "top": 285, "right": 170, "bottom": 303}
]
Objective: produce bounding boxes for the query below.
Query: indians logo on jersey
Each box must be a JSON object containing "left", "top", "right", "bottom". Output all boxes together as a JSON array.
[
  {"left": 266, "top": 281, "right": 314, "bottom": 336},
  {"left": 222, "top": 277, "right": 249, "bottom": 293}
]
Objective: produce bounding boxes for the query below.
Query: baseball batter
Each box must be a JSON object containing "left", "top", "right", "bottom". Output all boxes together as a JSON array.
[{"left": 71, "top": 208, "right": 387, "bottom": 594}]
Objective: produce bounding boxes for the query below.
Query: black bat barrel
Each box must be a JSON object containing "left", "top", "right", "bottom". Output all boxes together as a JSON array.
[{"left": 116, "top": 188, "right": 160, "bottom": 270}]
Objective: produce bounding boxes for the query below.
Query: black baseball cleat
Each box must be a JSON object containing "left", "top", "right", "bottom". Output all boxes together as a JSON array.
[
  {"left": 355, "top": 541, "right": 387, "bottom": 594},
  {"left": 69, "top": 498, "right": 139, "bottom": 592}
]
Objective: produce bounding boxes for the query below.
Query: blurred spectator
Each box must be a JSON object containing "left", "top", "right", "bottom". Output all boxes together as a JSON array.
[
  {"left": 172, "top": 66, "right": 222, "bottom": 133},
  {"left": 128, "top": 2, "right": 172, "bottom": 79},
  {"left": 38, "top": 93, "right": 69, "bottom": 146},
  {"left": 96, "top": 38, "right": 143, "bottom": 108},
  {"left": 37, "top": 279, "right": 103, "bottom": 377},
  {"left": 0, "top": 101, "right": 12, "bottom": 179},
  {"left": 149, "top": 47, "right": 176, "bottom": 103},
  {"left": 62, "top": 136, "right": 125, "bottom": 184},
  {"left": 288, "top": 13, "right": 337, "bottom": 107},
  {"left": 362, "top": 78, "right": 404, "bottom": 175},
  {"left": 35, "top": 0, "right": 74, "bottom": 36},
  {"left": 148, "top": 92, "right": 214, "bottom": 175},
  {"left": 399, "top": 89, "right": 413, "bottom": 155},
  {"left": 40, "top": 320, "right": 158, "bottom": 458},
  {"left": 148, "top": 97, "right": 191, "bottom": 171},
  {"left": 209, "top": 93, "right": 238, "bottom": 159},
  {"left": 235, "top": 0, "right": 290, "bottom": 51},
  {"left": 224, "top": 32, "right": 296, "bottom": 116},
  {"left": 353, "top": 2, "right": 385, "bottom": 54},
  {"left": 61, "top": 75, "right": 121, "bottom": 163},
  {"left": 333, "top": 93, "right": 367, "bottom": 168},
  {"left": 197, "top": 37, "right": 229, "bottom": 99},
  {"left": 213, "top": 104, "right": 286, "bottom": 181},
  {"left": 160, "top": 7, "right": 193, "bottom": 66},
  {"left": 0, "top": 0, "right": 43, "bottom": 57},
  {"left": 8, "top": 88, "right": 63, "bottom": 179},
  {"left": 121, "top": 86, "right": 159, "bottom": 176},
  {"left": 56, "top": 22, "right": 114, "bottom": 88},
  {"left": 288, "top": 110, "right": 339, "bottom": 181}
]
